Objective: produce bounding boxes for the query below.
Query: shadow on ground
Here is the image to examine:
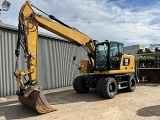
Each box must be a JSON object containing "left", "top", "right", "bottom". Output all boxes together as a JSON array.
[
  {"left": 137, "top": 105, "right": 160, "bottom": 117},
  {"left": 45, "top": 89, "right": 106, "bottom": 105},
  {"left": 0, "top": 89, "right": 106, "bottom": 119},
  {"left": 0, "top": 100, "right": 39, "bottom": 120},
  {"left": 0, "top": 86, "right": 142, "bottom": 119}
]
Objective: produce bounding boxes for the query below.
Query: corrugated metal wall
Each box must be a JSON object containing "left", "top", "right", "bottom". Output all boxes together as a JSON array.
[{"left": 0, "top": 24, "right": 88, "bottom": 97}]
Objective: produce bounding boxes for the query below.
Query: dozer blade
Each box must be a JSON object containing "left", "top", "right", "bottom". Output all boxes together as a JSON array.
[{"left": 18, "top": 88, "right": 57, "bottom": 114}]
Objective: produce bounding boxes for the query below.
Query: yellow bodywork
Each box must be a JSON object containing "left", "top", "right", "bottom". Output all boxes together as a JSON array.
[
  {"left": 80, "top": 60, "right": 92, "bottom": 73},
  {"left": 81, "top": 54, "right": 135, "bottom": 74},
  {"left": 120, "top": 54, "right": 135, "bottom": 71}
]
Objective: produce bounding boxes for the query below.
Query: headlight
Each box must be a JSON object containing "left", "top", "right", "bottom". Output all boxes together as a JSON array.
[{"left": 81, "top": 64, "right": 85, "bottom": 67}]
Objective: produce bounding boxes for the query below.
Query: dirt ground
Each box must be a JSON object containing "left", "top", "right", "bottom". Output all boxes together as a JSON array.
[{"left": 0, "top": 83, "right": 160, "bottom": 120}]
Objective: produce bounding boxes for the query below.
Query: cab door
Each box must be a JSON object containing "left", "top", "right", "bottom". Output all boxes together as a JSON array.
[{"left": 109, "top": 42, "right": 123, "bottom": 70}]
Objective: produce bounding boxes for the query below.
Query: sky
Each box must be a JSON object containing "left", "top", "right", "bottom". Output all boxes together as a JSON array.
[{"left": 1, "top": 0, "right": 160, "bottom": 47}]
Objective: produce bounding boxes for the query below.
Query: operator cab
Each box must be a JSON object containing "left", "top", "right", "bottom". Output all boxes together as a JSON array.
[{"left": 95, "top": 40, "right": 123, "bottom": 71}]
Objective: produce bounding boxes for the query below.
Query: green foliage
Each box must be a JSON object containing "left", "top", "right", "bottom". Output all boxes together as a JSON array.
[{"left": 137, "top": 55, "right": 154, "bottom": 64}]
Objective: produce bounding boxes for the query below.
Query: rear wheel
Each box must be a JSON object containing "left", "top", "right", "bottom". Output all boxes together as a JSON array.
[
  {"left": 73, "top": 76, "right": 89, "bottom": 93},
  {"left": 127, "top": 76, "right": 136, "bottom": 92},
  {"left": 97, "top": 77, "right": 117, "bottom": 99}
]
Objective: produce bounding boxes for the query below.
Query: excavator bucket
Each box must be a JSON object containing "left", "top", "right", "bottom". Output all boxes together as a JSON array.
[{"left": 18, "top": 87, "right": 57, "bottom": 114}]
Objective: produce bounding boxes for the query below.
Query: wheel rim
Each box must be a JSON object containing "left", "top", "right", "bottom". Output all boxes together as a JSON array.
[
  {"left": 109, "top": 83, "right": 115, "bottom": 92},
  {"left": 131, "top": 78, "right": 135, "bottom": 87}
]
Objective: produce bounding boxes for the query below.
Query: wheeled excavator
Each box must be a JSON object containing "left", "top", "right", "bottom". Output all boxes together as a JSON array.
[{"left": 14, "top": 0, "right": 137, "bottom": 114}]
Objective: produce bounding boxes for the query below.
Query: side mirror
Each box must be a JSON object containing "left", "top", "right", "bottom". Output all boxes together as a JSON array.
[{"left": 73, "top": 56, "right": 76, "bottom": 61}]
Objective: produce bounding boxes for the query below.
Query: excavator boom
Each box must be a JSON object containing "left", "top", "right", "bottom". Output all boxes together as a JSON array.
[{"left": 14, "top": 1, "right": 95, "bottom": 114}]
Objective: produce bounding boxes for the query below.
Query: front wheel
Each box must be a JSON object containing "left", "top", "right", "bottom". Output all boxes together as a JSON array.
[
  {"left": 97, "top": 77, "right": 117, "bottom": 99},
  {"left": 127, "top": 76, "right": 136, "bottom": 92},
  {"left": 73, "top": 76, "right": 89, "bottom": 93}
]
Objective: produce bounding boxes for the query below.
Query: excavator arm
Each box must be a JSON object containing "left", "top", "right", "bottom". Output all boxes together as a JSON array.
[
  {"left": 19, "top": 0, "right": 94, "bottom": 52},
  {"left": 14, "top": 0, "right": 95, "bottom": 114}
]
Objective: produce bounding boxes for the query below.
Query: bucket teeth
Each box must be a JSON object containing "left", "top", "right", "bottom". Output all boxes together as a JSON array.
[{"left": 18, "top": 87, "right": 57, "bottom": 114}]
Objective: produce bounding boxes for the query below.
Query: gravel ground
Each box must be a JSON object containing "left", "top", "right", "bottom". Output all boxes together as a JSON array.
[{"left": 0, "top": 83, "right": 160, "bottom": 120}]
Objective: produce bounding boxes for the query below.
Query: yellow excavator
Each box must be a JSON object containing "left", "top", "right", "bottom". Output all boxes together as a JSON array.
[{"left": 14, "top": 0, "right": 137, "bottom": 114}]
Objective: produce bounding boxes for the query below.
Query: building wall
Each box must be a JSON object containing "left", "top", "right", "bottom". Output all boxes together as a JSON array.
[
  {"left": 0, "top": 23, "right": 88, "bottom": 96},
  {"left": 124, "top": 45, "right": 139, "bottom": 58}
]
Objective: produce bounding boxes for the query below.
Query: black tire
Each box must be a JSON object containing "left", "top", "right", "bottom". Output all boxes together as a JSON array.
[
  {"left": 96, "top": 77, "right": 105, "bottom": 97},
  {"left": 97, "top": 77, "right": 117, "bottom": 99},
  {"left": 127, "top": 76, "right": 136, "bottom": 92},
  {"left": 73, "top": 76, "right": 89, "bottom": 93}
]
